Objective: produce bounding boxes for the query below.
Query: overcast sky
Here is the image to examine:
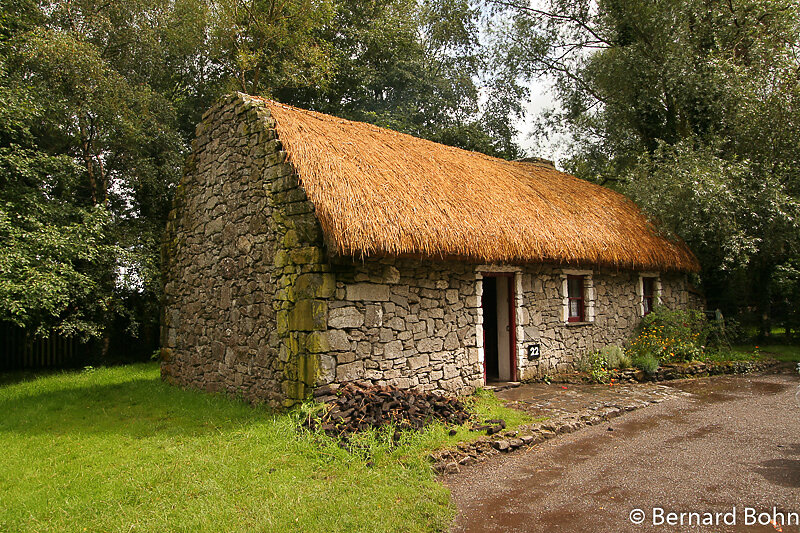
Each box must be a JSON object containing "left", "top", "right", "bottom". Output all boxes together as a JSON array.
[
  {"left": 506, "top": 0, "right": 575, "bottom": 166},
  {"left": 514, "top": 77, "right": 571, "bottom": 165}
]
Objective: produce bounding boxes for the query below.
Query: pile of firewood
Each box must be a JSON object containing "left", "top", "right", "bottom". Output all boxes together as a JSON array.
[{"left": 305, "top": 383, "right": 471, "bottom": 437}]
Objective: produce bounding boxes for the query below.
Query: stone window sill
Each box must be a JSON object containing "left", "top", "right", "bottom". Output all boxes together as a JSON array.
[{"left": 565, "top": 321, "right": 593, "bottom": 327}]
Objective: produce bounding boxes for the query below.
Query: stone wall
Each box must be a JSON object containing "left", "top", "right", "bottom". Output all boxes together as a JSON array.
[
  {"left": 161, "top": 94, "right": 330, "bottom": 407},
  {"left": 316, "top": 259, "right": 695, "bottom": 391},
  {"left": 515, "top": 267, "right": 693, "bottom": 379},
  {"left": 321, "top": 258, "right": 485, "bottom": 395}
]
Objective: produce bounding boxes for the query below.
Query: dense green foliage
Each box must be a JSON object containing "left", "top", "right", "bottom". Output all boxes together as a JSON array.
[
  {"left": 0, "top": 0, "right": 204, "bottom": 346},
  {"left": 280, "top": 0, "right": 522, "bottom": 158},
  {"left": 491, "top": 0, "right": 800, "bottom": 338},
  {"left": 585, "top": 311, "right": 799, "bottom": 375},
  {"left": 0, "top": 363, "right": 527, "bottom": 532},
  {"left": 0, "top": 60, "right": 116, "bottom": 338},
  {"left": 623, "top": 307, "right": 753, "bottom": 373},
  {"left": 0, "top": 0, "right": 520, "bottom": 352},
  {"left": 4, "top": 0, "right": 798, "bottom": 351}
]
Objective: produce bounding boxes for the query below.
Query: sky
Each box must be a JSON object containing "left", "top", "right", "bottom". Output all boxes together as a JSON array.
[
  {"left": 514, "top": 77, "right": 566, "bottom": 164},
  {"left": 506, "top": 0, "right": 575, "bottom": 167}
]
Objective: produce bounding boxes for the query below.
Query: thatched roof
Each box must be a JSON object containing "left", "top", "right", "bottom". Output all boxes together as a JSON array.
[{"left": 251, "top": 95, "right": 699, "bottom": 272}]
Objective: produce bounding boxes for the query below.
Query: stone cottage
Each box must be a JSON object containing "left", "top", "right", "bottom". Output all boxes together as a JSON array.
[{"left": 161, "top": 93, "right": 701, "bottom": 407}]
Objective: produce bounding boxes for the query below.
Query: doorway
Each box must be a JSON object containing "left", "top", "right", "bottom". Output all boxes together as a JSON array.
[{"left": 481, "top": 273, "right": 517, "bottom": 382}]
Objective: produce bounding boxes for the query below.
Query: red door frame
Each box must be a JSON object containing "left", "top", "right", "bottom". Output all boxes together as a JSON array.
[{"left": 481, "top": 272, "right": 517, "bottom": 382}]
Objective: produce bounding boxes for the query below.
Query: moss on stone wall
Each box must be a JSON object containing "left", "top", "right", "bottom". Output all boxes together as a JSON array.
[{"left": 263, "top": 100, "right": 333, "bottom": 405}]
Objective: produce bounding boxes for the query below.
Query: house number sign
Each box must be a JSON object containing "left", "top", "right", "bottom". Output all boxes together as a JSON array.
[{"left": 527, "top": 344, "right": 541, "bottom": 360}]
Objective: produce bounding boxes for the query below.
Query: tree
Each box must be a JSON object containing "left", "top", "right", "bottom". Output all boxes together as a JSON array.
[
  {"left": 209, "top": 0, "right": 335, "bottom": 95},
  {"left": 491, "top": 0, "right": 800, "bottom": 335},
  {"left": 277, "top": 0, "right": 523, "bottom": 158},
  {"left": 0, "top": 57, "right": 116, "bottom": 338},
  {"left": 0, "top": 1, "right": 195, "bottom": 345}
]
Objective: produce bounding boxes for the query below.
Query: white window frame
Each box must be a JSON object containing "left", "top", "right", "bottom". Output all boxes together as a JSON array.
[
  {"left": 560, "top": 269, "right": 594, "bottom": 323},
  {"left": 637, "top": 272, "right": 662, "bottom": 316}
]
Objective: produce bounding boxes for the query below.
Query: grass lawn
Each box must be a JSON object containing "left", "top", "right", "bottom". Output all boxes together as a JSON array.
[
  {"left": 0, "top": 363, "right": 528, "bottom": 532},
  {"left": 730, "top": 344, "right": 800, "bottom": 363}
]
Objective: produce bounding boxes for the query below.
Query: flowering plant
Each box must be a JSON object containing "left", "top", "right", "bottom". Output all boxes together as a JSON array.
[{"left": 627, "top": 308, "right": 710, "bottom": 363}]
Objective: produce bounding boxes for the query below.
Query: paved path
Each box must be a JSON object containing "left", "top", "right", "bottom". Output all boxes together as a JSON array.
[
  {"left": 495, "top": 379, "right": 689, "bottom": 421},
  {"left": 444, "top": 371, "right": 800, "bottom": 532}
]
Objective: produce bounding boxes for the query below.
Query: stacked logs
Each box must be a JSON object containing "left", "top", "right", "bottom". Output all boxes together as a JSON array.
[{"left": 306, "top": 382, "right": 471, "bottom": 437}]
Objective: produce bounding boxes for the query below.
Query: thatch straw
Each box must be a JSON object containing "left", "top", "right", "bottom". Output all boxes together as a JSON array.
[{"left": 254, "top": 96, "right": 699, "bottom": 272}]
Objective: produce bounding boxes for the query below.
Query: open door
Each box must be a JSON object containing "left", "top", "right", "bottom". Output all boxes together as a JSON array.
[{"left": 481, "top": 273, "right": 517, "bottom": 382}]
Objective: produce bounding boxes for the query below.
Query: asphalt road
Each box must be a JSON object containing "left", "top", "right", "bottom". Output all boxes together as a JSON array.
[{"left": 444, "top": 371, "right": 800, "bottom": 533}]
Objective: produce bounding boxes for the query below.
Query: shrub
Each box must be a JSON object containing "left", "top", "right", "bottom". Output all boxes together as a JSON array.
[
  {"left": 577, "top": 351, "right": 610, "bottom": 383},
  {"left": 627, "top": 307, "right": 713, "bottom": 363},
  {"left": 600, "top": 345, "right": 631, "bottom": 369},
  {"left": 631, "top": 353, "right": 660, "bottom": 375}
]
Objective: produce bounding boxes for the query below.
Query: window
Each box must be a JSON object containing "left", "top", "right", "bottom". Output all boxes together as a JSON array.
[
  {"left": 567, "top": 275, "right": 584, "bottom": 322},
  {"left": 638, "top": 274, "right": 661, "bottom": 316},
  {"left": 642, "top": 277, "right": 655, "bottom": 315},
  {"left": 561, "top": 270, "right": 593, "bottom": 323}
]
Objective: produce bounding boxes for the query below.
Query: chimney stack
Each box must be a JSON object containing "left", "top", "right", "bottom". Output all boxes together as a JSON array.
[{"left": 514, "top": 157, "right": 557, "bottom": 170}]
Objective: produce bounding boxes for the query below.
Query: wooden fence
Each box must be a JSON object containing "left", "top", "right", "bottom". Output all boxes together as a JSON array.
[{"left": 1, "top": 322, "right": 87, "bottom": 371}]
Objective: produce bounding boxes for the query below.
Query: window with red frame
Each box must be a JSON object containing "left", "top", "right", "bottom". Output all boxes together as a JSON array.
[
  {"left": 643, "top": 278, "right": 655, "bottom": 315},
  {"left": 567, "top": 275, "right": 584, "bottom": 322}
]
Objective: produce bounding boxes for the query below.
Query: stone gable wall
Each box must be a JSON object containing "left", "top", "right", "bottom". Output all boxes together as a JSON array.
[{"left": 161, "top": 94, "right": 330, "bottom": 407}]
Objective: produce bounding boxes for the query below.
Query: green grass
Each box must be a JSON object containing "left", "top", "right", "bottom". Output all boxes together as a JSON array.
[
  {"left": 0, "top": 364, "right": 528, "bottom": 532},
  {"left": 730, "top": 344, "right": 800, "bottom": 363},
  {"left": 742, "top": 325, "right": 792, "bottom": 338},
  {"left": 699, "top": 349, "right": 759, "bottom": 363}
]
